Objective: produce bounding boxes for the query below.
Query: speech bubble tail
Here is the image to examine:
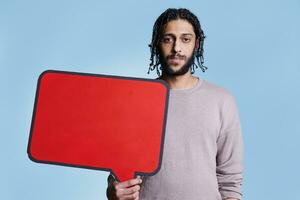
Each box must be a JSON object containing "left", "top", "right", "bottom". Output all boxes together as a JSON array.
[{"left": 112, "top": 168, "right": 136, "bottom": 182}]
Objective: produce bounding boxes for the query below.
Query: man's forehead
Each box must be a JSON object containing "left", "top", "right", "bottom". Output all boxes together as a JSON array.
[{"left": 162, "top": 19, "right": 195, "bottom": 36}]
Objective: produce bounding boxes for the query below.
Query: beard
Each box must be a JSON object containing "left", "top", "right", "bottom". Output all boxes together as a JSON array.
[{"left": 159, "top": 52, "right": 195, "bottom": 76}]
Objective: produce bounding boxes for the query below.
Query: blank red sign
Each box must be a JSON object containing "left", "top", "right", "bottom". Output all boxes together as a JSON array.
[{"left": 28, "top": 70, "right": 169, "bottom": 182}]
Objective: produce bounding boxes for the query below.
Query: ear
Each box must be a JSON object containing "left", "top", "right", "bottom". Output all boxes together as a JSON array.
[{"left": 194, "top": 37, "right": 200, "bottom": 50}]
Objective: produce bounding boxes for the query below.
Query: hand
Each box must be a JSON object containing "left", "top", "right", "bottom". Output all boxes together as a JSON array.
[{"left": 107, "top": 176, "right": 142, "bottom": 200}]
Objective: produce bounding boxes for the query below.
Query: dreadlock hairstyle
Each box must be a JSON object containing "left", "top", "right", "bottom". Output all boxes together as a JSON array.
[{"left": 147, "top": 8, "right": 208, "bottom": 76}]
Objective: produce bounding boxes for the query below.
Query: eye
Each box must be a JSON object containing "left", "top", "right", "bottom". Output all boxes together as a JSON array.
[
  {"left": 162, "top": 37, "right": 173, "bottom": 43},
  {"left": 182, "top": 38, "right": 191, "bottom": 43}
]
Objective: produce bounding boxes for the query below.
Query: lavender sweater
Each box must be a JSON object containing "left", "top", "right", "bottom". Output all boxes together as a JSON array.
[{"left": 107, "top": 77, "right": 243, "bottom": 200}]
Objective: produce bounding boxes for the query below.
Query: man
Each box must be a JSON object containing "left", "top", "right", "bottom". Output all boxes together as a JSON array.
[{"left": 106, "top": 8, "right": 243, "bottom": 200}]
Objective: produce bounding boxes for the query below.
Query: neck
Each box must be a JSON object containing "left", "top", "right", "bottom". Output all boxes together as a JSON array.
[{"left": 160, "top": 69, "right": 198, "bottom": 90}]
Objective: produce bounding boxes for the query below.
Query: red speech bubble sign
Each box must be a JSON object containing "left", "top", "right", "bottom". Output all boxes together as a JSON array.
[{"left": 28, "top": 70, "right": 169, "bottom": 182}]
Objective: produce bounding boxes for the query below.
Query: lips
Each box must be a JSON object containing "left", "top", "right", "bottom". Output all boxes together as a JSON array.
[
  {"left": 168, "top": 57, "right": 184, "bottom": 65},
  {"left": 169, "top": 58, "right": 181, "bottom": 64}
]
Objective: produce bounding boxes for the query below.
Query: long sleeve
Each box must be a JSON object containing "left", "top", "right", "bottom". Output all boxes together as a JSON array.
[
  {"left": 106, "top": 173, "right": 116, "bottom": 198},
  {"left": 216, "top": 94, "right": 244, "bottom": 200}
]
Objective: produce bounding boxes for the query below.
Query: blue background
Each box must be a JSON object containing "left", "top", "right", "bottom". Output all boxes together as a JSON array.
[{"left": 1, "top": 0, "right": 299, "bottom": 199}]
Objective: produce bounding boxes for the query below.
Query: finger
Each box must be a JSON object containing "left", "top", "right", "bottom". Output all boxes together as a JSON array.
[
  {"left": 113, "top": 181, "right": 119, "bottom": 188},
  {"left": 119, "top": 191, "right": 139, "bottom": 200},
  {"left": 137, "top": 176, "right": 143, "bottom": 183},
  {"left": 115, "top": 178, "right": 142, "bottom": 189},
  {"left": 117, "top": 185, "right": 140, "bottom": 196},
  {"left": 136, "top": 175, "right": 142, "bottom": 183}
]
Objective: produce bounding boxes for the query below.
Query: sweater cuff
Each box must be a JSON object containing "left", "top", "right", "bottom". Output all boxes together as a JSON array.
[{"left": 220, "top": 190, "right": 242, "bottom": 200}]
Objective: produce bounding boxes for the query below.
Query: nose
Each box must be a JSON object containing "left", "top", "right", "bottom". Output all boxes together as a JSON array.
[{"left": 172, "top": 40, "right": 182, "bottom": 53}]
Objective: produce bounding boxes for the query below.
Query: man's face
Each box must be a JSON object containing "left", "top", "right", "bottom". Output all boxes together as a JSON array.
[{"left": 158, "top": 19, "right": 198, "bottom": 76}]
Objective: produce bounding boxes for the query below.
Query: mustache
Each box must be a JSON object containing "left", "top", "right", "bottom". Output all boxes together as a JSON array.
[{"left": 167, "top": 54, "right": 186, "bottom": 60}]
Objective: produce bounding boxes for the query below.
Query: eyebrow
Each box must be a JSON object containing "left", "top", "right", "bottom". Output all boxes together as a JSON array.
[{"left": 163, "top": 33, "right": 194, "bottom": 37}]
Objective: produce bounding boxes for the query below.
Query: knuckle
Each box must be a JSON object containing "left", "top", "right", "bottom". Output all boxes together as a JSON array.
[
  {"left": 132, "top": 193, "right": 137, "bottom": 198},
  {"left": 136, "top": 185, "right": 140, "bottom": 190},
  {"left": 113, "top": 185, "right": 119, "bottom": 190},
  {"left": 129, "top": 180, "right": 135, "bottom": 185},
  {"left": 113, "top": 182, "right": 119, "bottom": 188},
  {"left": 116, "top": 190, "right": 122, "bottom": 197}
]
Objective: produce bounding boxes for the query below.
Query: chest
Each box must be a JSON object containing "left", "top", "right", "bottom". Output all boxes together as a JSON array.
[{"left": 163, "top": 95, "right": 222, "bottom": 155}]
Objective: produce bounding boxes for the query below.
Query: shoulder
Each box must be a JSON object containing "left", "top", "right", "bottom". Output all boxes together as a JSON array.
[
  {"left": 200, "top": 78, "right": 236, "bottom": 103},
  {"left": 201, "top": 80, "right": 241, "bottom": 130}
]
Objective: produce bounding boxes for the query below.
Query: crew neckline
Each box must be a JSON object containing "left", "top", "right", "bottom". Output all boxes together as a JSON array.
[{"left": 170, "top": 77, "right": 204, "bottom": 95}]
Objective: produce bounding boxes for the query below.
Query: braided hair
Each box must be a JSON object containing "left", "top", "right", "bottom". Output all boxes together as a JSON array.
[{"left": 147, "top": 8, "right": 207, "bottom": 76}]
